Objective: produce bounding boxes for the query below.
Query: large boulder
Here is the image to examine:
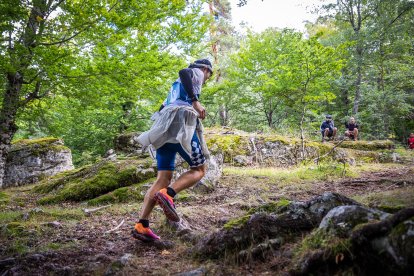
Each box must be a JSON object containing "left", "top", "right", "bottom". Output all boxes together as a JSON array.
[
  {"left": 292, "top": 206, "right": 414, "bottom": 275},
  {"left": 4, "top": 138, "right": 74, "bottom": 188}
]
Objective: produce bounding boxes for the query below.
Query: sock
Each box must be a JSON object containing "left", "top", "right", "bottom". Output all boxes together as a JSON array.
[
  {"left": 138, "top": 219, "right": 149, "bottom": 228},
  {"left": 167, "top": 187, "right": 176, "bottom": 198}
]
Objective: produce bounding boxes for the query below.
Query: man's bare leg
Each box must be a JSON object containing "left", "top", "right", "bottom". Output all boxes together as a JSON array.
[
  {"left": 171, "top": 164, "right": 206, "bottom": 193},
  {"left": 140, "top": 170, "right": 173, "bottom": 219},
  {"left": 353, "top": 128, "right": 358, "bottom": 141},
  {"left": 333, "top": 127, "right": 337, "bottom": 140}
]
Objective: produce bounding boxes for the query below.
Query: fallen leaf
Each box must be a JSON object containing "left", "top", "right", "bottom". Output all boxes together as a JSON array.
[{"left": 161, "top": 250, "right": 171, "bottom": 255}]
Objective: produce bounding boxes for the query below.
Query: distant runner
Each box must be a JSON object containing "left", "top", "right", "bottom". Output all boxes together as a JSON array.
[
  {"left": 132, "top": 59, "right": 213, "bottom": 241},
  {"left": 408, "top": 133, "right": 414, "bottom": 150}
]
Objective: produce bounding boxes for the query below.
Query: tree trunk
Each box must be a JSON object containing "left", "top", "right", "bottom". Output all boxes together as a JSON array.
[
  {"left": 352, "top": 42, "right": 363, "bottom": 115},
  {"left": 219, "top": 104, "right": 228, "bottom": 126},
  {"left": 0, "top": 73, "right": 23, "bottom": 188},
  {"left": 300, "top": 104, "right": 307, "bottom": 161}
]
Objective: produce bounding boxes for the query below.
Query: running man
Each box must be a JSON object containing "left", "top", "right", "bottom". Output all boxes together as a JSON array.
[{"left": 132, "top": 59, "right": 213, "bottom": 241}]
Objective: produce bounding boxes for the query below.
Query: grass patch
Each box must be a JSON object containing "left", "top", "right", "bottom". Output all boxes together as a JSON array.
[
  {"left": 353, "top": 186, "right": 414, "bottom": 213},
  {"left": 0, "top": 211, "right": 23, "bottom": 224},
  {"left": 0, "top": 191, "right": 9, "bottom": 205},
  {"left": 224, "top": 163, "right": 358, "bottom": 184}
]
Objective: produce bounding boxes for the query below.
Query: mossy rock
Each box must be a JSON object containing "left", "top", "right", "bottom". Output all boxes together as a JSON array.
[
  {"left": 206, "top": 134, "right": 249, "bottom": 163},
  {"left": 35, "top": 158, "right": 156, "bottom": 204},
  {"left": 338, "top": 140, "right": 394, "bottom": 151},
  {"left": 87, "top": 178, "right": 154, "bottom": 205},
  {"left": 9, "top": 137, "right": 70, "bottom": 157}
]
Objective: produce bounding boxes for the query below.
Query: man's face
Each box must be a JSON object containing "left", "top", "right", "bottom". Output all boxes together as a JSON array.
[
  {"left": 350, "top": 118, "right": 355, "bottom": 124},
  {"left": 203, "top": 69, "right": 212, "bottom": 84},
  {"left": 326, "top": 118, "right": 332, "bottom": 122}
]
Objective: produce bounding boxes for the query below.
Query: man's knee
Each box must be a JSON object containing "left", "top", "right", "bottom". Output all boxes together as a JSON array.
[{"left": 192, "top": 165, "right": 206, "bottom": 180}]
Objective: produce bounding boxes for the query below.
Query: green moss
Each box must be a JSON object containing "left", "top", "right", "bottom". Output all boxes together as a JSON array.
[
  {"left": 338, "top": 140, "right": 394, "bottom": 151},
  {"left": 224, "top": 199, "right": 291, "bottom": 230},
  {"left": 87, "top": 178, "right": 155, "bottom": 205},
  {"left": 10, "top": 137, "right": 70, "bottom": 157},
  {"left": 176, "top": 190, "right": 194, "bottom": 202},
  {"left": 36, "top": 159, "right": 156, "bottom": 204},
  {"left": 294, "top": 228, "right": 352, "bottom": 260},
  {"left": 223, "top": 214, "right": 251, "bottom": 229},
  {"left": 390, "top": 216, "right": 414, "bottom": 238},
  {"left": 206, "top": 135, "right": 249, "bottom": 162},
  {"left": 263, "top": 134, "right": 294, "bottom": 145},
  {"left": 34, "top": 165, "right": 92, "bottom": 194}
]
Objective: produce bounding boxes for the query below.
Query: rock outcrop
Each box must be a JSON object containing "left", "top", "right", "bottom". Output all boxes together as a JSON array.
[
  {"left": 194, "top": 192, "right": 414, "bottom": 275},
  {"left": 4, "top": 138, "right": 74, "bottom": 188}
]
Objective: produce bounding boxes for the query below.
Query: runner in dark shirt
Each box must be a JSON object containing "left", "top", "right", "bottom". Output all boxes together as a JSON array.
[
  {"left": 345, "top": 117, "right": 359, "bottom": 141},
  {"left": 320, "top": 115, "right": 337, "bottom": 142}
]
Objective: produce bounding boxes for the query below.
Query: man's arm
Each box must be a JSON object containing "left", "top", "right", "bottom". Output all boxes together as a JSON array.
[
  {"left": 179, "top": 68, "right": 206, "bottom": 119},
  {"left": 179, "top": 68, "right": 197, "bottom": 102}
]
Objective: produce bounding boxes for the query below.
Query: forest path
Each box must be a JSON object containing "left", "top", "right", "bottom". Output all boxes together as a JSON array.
[{"left": 1, "top": 164, "right": 413, "bottom": 275}]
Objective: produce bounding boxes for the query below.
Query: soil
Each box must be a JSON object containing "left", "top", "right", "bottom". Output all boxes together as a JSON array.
[{"left": 1, "top": 164, "right": 413, "bottom": 275}]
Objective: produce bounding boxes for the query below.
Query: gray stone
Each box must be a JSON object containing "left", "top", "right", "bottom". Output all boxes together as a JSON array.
[
  {"left": 114, "top": 132, "right": 148, "bottom": 156},
  {"left": 233, "top": 155, "right": 251, "bottom": 166},
  {"left": 4, "top": 138, "right": 73, "bottom": 188},
  {"left": 175, "top": 267, "right": 206, "bottom": 276},
  {"left": 319, "top": 205, "right": 391, "bottom": 236}
]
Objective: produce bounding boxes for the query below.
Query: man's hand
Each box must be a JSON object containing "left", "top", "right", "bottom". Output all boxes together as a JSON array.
[{"left": 192, "top": 101, "right": 206, "bottom": 119}]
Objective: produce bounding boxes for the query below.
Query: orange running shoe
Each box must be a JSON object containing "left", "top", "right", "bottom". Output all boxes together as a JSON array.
[
  {"left": 132, "top": 222, "right": 160, "bottom": 242},
  {"left": 154, "top": 188, "right": 180, "bottom": 222}
]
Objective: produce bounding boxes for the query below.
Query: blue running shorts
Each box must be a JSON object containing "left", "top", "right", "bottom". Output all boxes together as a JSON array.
[{"left": 156, "top": 131, "right": 206, "bottom": 171}]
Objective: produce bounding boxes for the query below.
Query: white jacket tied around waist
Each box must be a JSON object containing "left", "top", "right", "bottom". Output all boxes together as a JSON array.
[{"left": 137, "top": 105, "right": 209, "bottom": 159}]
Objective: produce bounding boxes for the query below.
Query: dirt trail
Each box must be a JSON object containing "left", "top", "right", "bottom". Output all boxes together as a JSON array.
[{"left": 1, "top": 164, "right": 413, "bottom": 275}]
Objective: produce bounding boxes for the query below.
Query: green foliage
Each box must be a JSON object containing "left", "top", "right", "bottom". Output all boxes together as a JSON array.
[{"left": 2, "top": 0, "right": 210, "bottom": 166}]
